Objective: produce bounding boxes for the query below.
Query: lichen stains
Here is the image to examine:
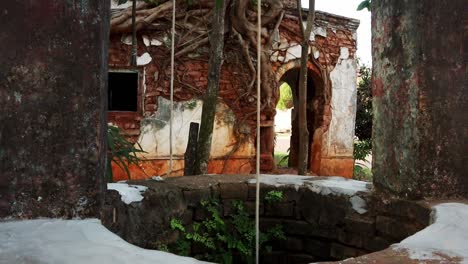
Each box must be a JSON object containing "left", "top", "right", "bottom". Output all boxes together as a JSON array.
[{"left": 372, "top": 78, "right": 384, "bottom": 98}]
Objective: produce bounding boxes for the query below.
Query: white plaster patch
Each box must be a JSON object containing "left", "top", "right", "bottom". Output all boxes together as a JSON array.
[
  {"left": 306, "top": 176, "right": 369, "bottom": 196},
  {"left": 249, "top": 175, "right": 369, "bottom": 195},
  {"left": 284, "top": 45, "right": 311, "bottom": 63},
  {"left": 150, "top": 38, "right": 163, "bottom": 46},
  {"left": 121, "top": 34, "right": 132, "bottom": 45},
  {"left": 137, "top": 52, "right": 152, "bottom": 66},
  {"left": 107, "top": 183, "right": 148, "bottom": 204},
  {"left": 314, "top": 26, "right": 327, "bottom": 38},
  {"left": 349, "top": 195, "right": 367, "bottom": 214},
  {"left": 0, "top": 219, "right": 207, "bottom": 264},
  {"left": 138, "top": 98, "right": 202, "bottom": 158},
  {"left": 137, "top": 98, "right": 253, "bottom": 159},
  {"left": 325, "top": 48, "right": 357, "bottom": 157},
  {"left": 394, "top": 203, "right": 468, "bottom": 263},
  {"left": 250, "top": 175, "right": 369, "bottom": 214},
  {"left": 309, "top": 26, "right": 327, "bottom": 41},
  {"left": 278, "top": 41, "right": 289, "bottom": 51},
  {"left": 13, "top": 92, "right": 22, "bottom": 103},
  {"left": 339, "top": 47, "right": 350, "bottom": 60},
  {"left": 142, "top": 35, "right": 150, "bottom": 46},
  {"left": 111, "top": 0, "right": 132, "bottom": 9},
  {"left": 270, "top": 51, "right": 279, "bottom": 62},
  {"left": 312, "top": 46, "right": 320, "bottom": 59}
]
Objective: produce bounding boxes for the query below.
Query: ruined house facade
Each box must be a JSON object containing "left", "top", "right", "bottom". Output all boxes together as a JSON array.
[{"left": 108, "top": 2, "right": 359, "bottom": 180}]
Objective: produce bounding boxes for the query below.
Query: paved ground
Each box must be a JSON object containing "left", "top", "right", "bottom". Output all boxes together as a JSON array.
[{"left": 275, "top": 133, "right": 291, "bottom": 153}]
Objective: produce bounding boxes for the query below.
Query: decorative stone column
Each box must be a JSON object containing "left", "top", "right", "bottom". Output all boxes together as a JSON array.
[
  {"left": 372, "top": 0, "right": 467, "bottom": 198},
  {"left": 0, "top": 1, "right": 110, "bottom": 218}
]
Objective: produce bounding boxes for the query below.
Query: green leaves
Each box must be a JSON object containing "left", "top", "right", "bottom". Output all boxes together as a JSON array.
[
  {"left": 276, "top": 83, "right": 293, "bottom": 111},
  {"left": 215, "top": 0, "right": 223, "bottom": 9},
  {"left": 169, "top": 197, "right": 285, "bottom": 263},
  {"left": 265, "top": 190, "right": 283, "bottom": 203},
  {"left": 357, "top": 0, "right": 371, "bottom": 11},
  {"left": 107, "top": 125, "right": 146, "bottom": 182},
  {"left": 354, "top": 140, "right": 372, "bottom": 161},
  {"left": 355, "top": 64, "right": 372, "bottom": 162}
]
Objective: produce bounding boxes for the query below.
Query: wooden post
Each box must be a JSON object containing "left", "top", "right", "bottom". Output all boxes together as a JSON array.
[{"left": 184, "top": 122, "right": 200, "bottom": 176}]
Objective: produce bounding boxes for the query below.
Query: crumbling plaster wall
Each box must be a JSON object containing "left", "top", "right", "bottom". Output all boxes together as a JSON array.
[
  {"left": 270, "top": 10, "right": 359, "bottom": 177},
  {"left": 108, "top": 6, "right": 359, "bottom": 179}
]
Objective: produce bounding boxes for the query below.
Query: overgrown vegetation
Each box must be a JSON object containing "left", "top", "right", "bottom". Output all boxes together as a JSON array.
[
  {"left": 276, "top": 83, "right": 293, "bottom": 111},
  {"left": 274, "top": 152, "right": 289, "bottom": 168},
  {"left": 264, "top": 190, "right": 283, "bottom": 203},
  {"left": 357, "top": 0, "right": 371, "bottom": 11},
  {"left": 354, "top": 65, "right": 372, "bottom": 161},
  {"left": 353, "top": 165, "right": 372, "bottom": 182},
  {"left": 107, "top": 124, "right": 145, "bottom": 182},
  {"left": 167, "top": 191, "right": 286, "bottom": 263}
]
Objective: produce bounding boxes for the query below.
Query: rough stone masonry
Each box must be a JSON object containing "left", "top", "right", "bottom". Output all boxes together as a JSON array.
[{"left": 0, "top": 1, "right": 110, "bottom": 218}]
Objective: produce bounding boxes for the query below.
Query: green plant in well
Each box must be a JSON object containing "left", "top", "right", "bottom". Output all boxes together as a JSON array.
[
  {"left": 169, "top": 191, "right": 286, "bottom": 263},
  {"left": 107, "top": 124, "right": 146, "bottom": 182},
  {"left": 265, "top": 190, "right": 283, "bottom": 203}
]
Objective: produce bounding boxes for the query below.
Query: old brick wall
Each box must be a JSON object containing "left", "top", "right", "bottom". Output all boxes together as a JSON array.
[
  {"left": 271, "top": 10, "right": 359, "bottom": 177},
  {"left": 372, "top": 0, "right": 467, "bottom": 198},
  {"left": 108, "top": 7, "right": 359, "bottom": 179},
  {"left": 102, "top": 175, "right": 431, "bottom": 263},
  {"left": 0, "top": 1, "right": 109, "bottom": 218}
]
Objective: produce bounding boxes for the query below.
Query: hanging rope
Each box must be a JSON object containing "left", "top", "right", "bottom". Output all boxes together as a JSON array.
[
  {"left": 168, "top": 0, "right": 176, "bottom": 177},
  {"left": 255, "top": 0, "right": 262, "bottom": 262}
]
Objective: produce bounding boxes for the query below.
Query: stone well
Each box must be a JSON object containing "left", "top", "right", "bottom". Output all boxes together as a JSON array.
[{"left": 102, "top": 175, "right": 438, "bottom": 263}]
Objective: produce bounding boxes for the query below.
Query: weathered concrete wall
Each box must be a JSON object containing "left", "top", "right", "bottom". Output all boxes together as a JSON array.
[
  {"left": 102, "top": 175, "right": 432, "bottom": 263},
  {"left": 372, "top": 0, "right": 467, "bottom": 198},
  {"left": 110, "top": 98, "right": 254, "bottom": 179},
  {"left": 0, "top": 1, "right": 109, "bottom": 218}
]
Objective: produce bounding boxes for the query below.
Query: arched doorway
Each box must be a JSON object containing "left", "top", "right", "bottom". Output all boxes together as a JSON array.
[{"left": 273, "top": 62, "right": 325, "bottom": 173}]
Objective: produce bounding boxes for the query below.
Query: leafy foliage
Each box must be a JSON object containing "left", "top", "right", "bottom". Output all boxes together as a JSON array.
[
  {"left": 276, "top": 83, "right": 293, "bottom": 111},
  {"left": 357, "top": 0, "right": 371, "bottom": 11},
  {"left": 354, "top": 140, "right": 372, "bottom": 161},
  {"left": 353, "top": 165, "right": 372, "bottom": 182},
  {"left": 107, "top": 125, "right": 146, "bottom": 182},
  {"left": 169, "top": 191, "right": 286, "bottom": 263},
  {"left": 354, "top": 65, "right": 372, "bottom": 161},
  {"left": 274, "top": 152, "right": 289, "bottom": 168},
  {"left": 265, "top": 190, "right": 283, "bottom": 203}
]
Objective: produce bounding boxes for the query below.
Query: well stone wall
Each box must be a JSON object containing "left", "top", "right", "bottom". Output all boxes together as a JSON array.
[{"left": 102, "top": 175, "right": 431, "bottom": 263}]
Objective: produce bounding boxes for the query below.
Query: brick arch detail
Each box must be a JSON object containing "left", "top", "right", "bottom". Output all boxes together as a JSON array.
[{"left": 272, "top": 58, "right": 331, "bottom": 174}]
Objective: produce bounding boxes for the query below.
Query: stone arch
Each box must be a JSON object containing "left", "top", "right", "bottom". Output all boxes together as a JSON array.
[{"left": 272, "top": 58, "right": 329, "bottom": 173}]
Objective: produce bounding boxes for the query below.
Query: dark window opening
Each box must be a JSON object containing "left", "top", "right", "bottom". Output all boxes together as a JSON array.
[{"left": 108, "top": 71, "right": 138, "bottom": 111}]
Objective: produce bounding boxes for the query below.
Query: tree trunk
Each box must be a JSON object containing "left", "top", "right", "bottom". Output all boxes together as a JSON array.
[
  {"left": 297, "top": 44, "right": 310, "bottom": 175},
  {"left": 194, "top": 0, "right": 227, "bottom": 175},
  {"left": 297, "top": 0, "right": 315, "bottom": 175},
  {"left": 372, "top": 0, "right": 467, "bottom": 198}
]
